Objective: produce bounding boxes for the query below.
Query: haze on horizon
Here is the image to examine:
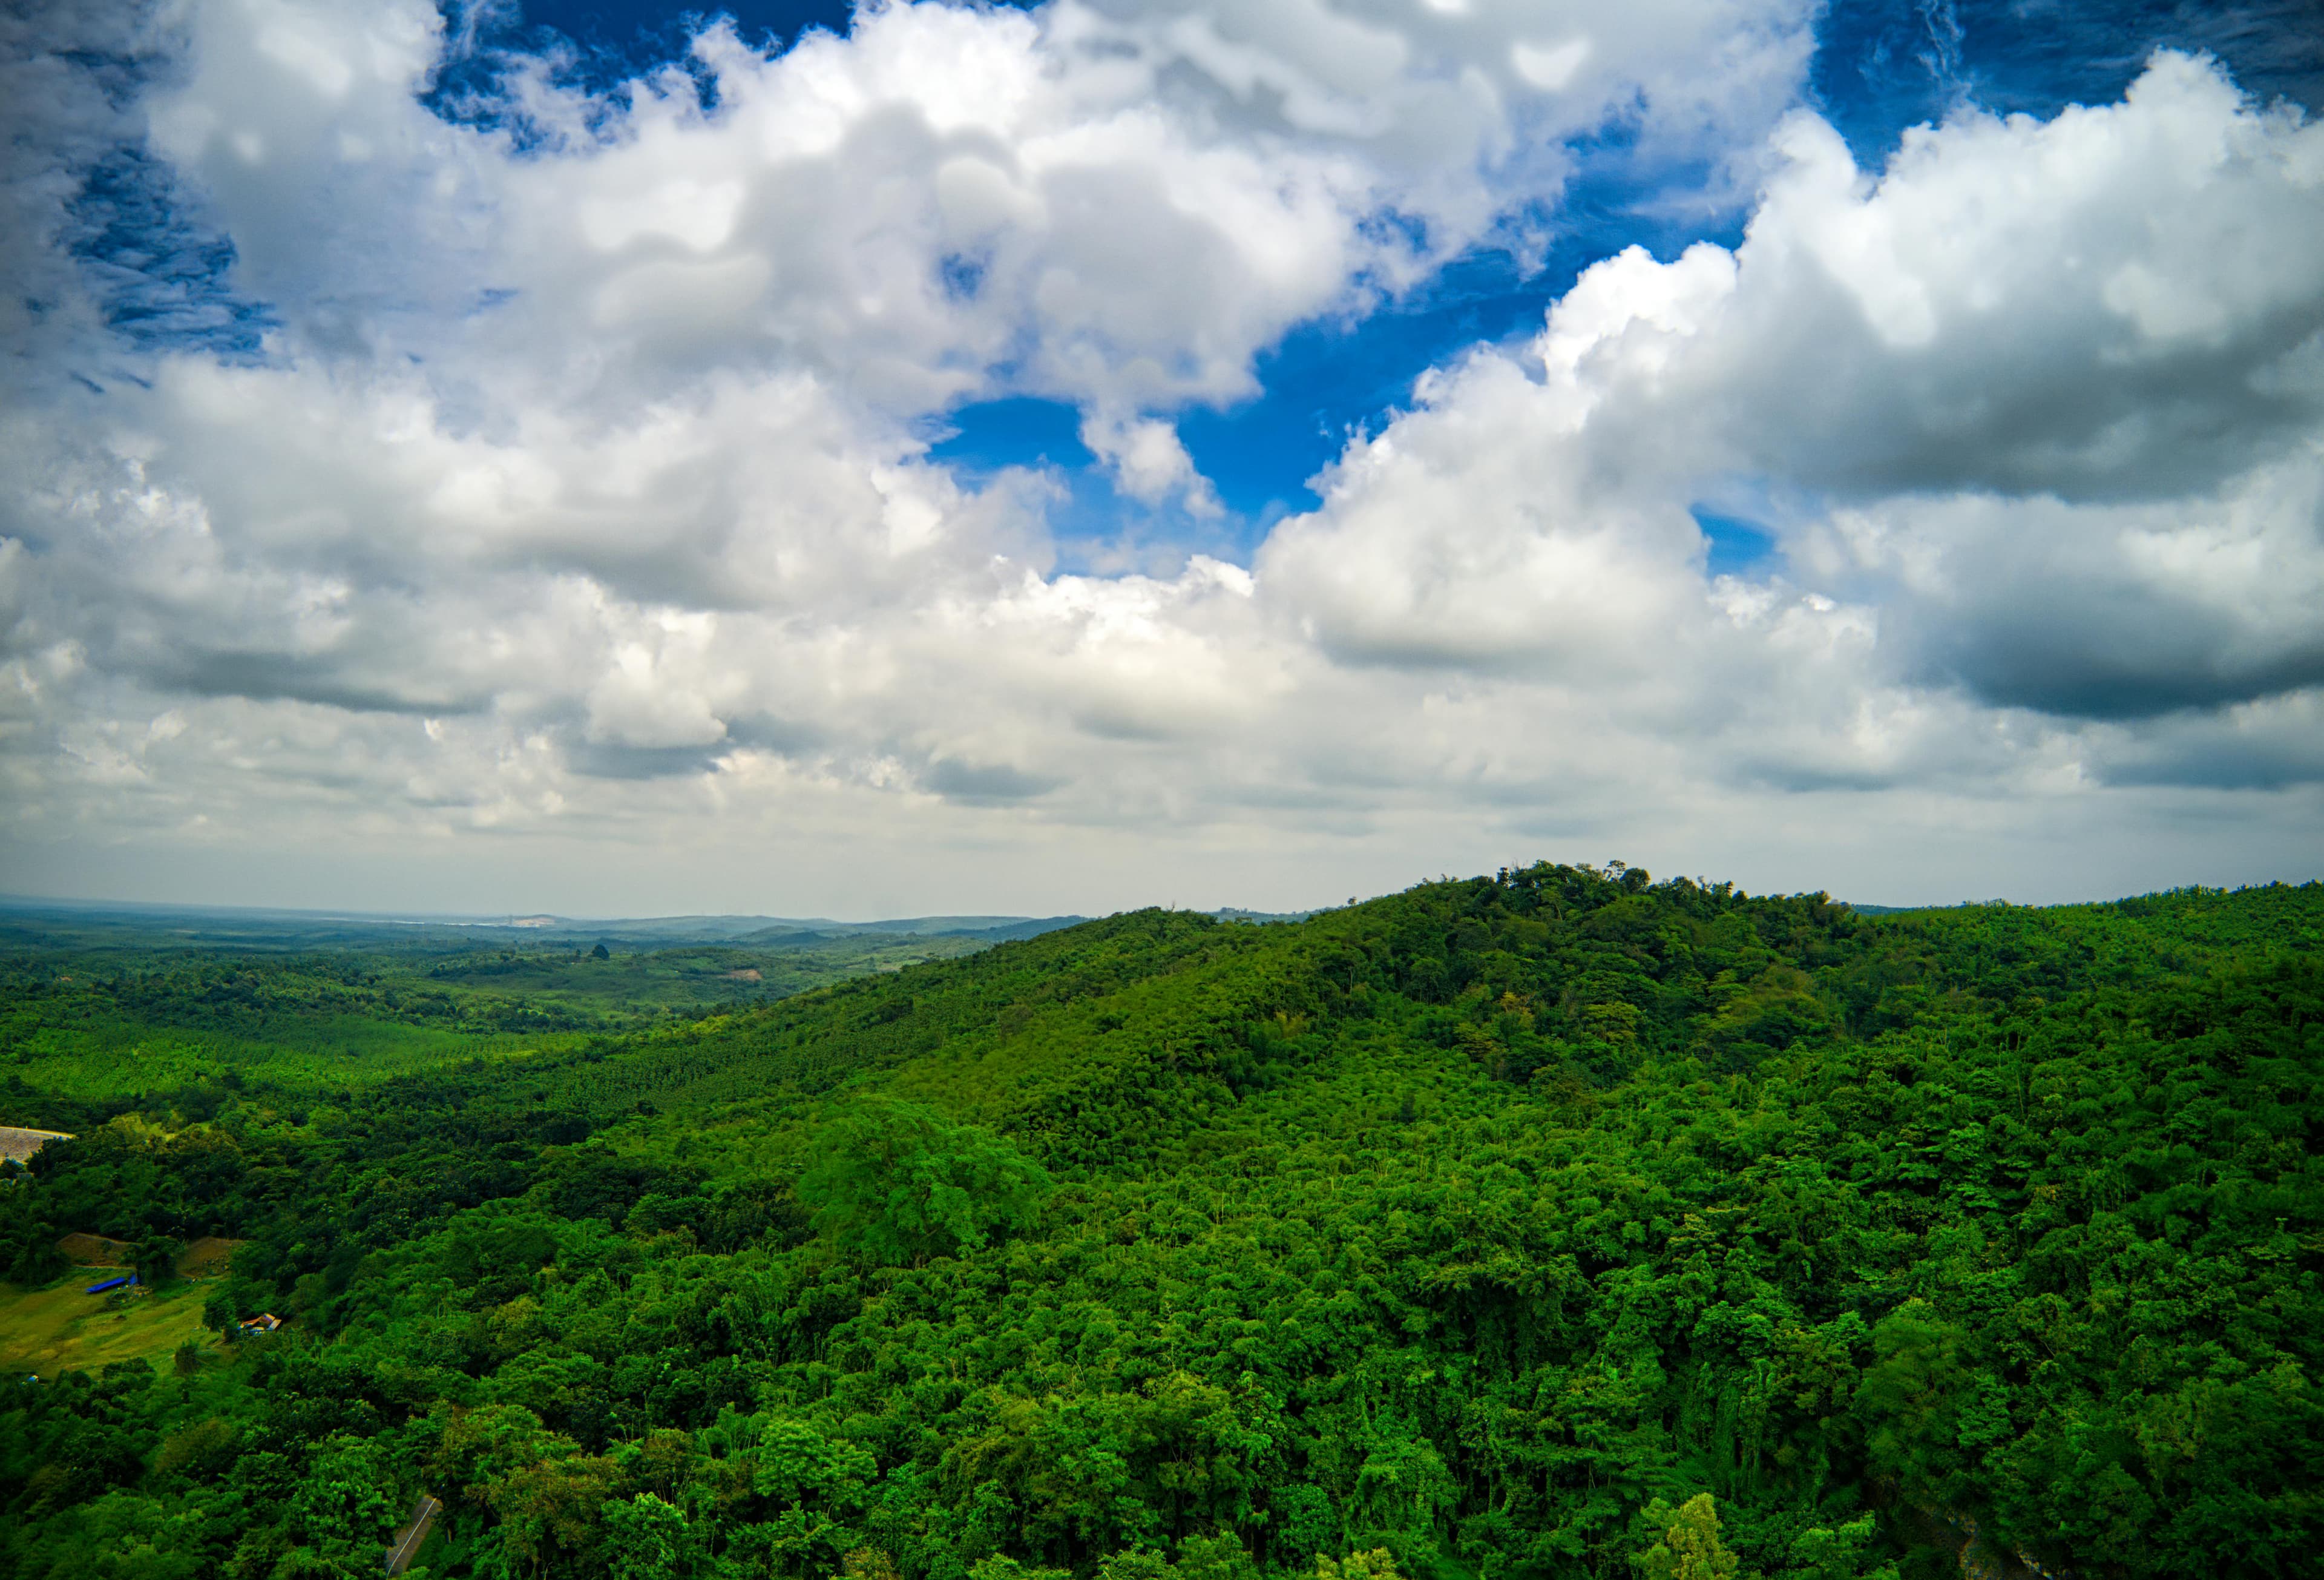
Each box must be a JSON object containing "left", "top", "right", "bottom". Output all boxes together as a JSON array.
[{"left": 4, "top": 0, "right": 2323, "bottom": 921}]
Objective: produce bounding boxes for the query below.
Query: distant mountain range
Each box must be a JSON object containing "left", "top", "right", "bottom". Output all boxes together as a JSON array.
[
  {"left": 1, "top": 894, "right": 1965, "bottom": 952},
  {"left": 493, "top": 911, "right": 1093, "bottom": 944},
  {"left": 0, "top": 895, "right": 1084, "bottom": 949},
  {"left": 0, "top": 895, "right": 1329, "bottom": 952}
]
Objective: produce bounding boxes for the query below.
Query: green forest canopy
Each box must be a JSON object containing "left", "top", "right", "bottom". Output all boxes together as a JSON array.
[{"left": 1, "top": 863, "right": 2317, "bottom": 1579}]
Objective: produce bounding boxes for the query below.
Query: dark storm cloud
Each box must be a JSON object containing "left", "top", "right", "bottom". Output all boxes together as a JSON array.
[
  {"left": 1930, "top": 622, "right": 2324, "bottom": 722},
  {"left": 2101, "top": 728, "right": 2324, "bottom": 790}
]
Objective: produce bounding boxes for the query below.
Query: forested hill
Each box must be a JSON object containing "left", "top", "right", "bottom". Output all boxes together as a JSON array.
[{"left": 2, "top": 865, "right": 2319, "bottom": 1579}]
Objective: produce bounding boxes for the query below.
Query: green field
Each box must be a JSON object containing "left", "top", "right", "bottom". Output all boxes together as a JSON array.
[{"left": 0, "top": 1280, "right": 214, "bottom": 1378}]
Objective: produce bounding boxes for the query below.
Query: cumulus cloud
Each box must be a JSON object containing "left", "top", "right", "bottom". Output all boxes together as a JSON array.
[
  {"left": 136, "top": 0, "right": 1814, "bottom": 413},
  {"left": 1798, "top": 462, "right": 2324, "bottom": 719},
  {"left": 1078, "top": 410, "right": 1221, "bottom": 514},
  {"left": 0, "top": 3, "right": 2319, "bottom": 913},
  {"left": 1266, "top": 50, "right": 2324, "bottom": 751}
]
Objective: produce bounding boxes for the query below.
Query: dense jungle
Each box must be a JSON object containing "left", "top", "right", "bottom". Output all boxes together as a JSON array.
[{"left": 0, "top": 864, "right": 2317, "bottom": 1580}]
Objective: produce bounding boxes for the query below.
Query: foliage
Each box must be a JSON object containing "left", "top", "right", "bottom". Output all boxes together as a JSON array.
[
  {"left": 1634, "top": 1496, "right": 1742, "bottom": 1580},
  {"left": 795, "top": 1100, "right": 1053, "bottom": 1266},
  {"left": 0, "top": 867, "right": 2318, "bottom": 1579}
]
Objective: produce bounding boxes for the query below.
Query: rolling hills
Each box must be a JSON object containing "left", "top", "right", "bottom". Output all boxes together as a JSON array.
[{"left": 1, "top": 863, "right": 2318, "bottom": 1578}]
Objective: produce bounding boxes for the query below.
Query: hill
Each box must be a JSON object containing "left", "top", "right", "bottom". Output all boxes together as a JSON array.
[{"left": 1, "top": 863, "right": 2318, "bottom": 1579}]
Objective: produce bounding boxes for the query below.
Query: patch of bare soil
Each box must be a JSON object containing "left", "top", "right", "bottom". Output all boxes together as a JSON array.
[
  {"left": 57, "top": 1233, "right": 133, "bottom": 1267},
  {"left": 177, "top": 1237, "right": 245, "bottom": 1279},
  {"left": 0, "top": 1127, "right": 71, "bottom": 1165}
]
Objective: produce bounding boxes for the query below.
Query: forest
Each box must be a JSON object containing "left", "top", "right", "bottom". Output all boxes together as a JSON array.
[
  {"left": 0, "top": 864, "right": 2317, "bottom": 1579},
  {"left": 0, "top": 904, "right": 1072, "bottom": 1107}
]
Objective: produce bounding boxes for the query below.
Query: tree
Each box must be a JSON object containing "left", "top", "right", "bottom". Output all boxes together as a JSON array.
[
  {"left": 1782, "top": 1516, "right": 1897, "bottom": 1580},
  {"left": 133, "top": 1233, "right": 183, "bottom": 1288},
  {"left": 604, "top": 1492, "right": 700, "bottom": 1580},
  {"left": 795, "top": 1099, "right": 1052, "bottom": 1265},
  {"left": 285, "top": 1434, "right": 401, "bottom": 1566},
  {"left": 1315, "top": 1551, "right": 1407, "bottom": 1580},
  {"left": 1854, "top": 1300, "right": 1970, "bottom": 1498},
  {"left": 1637, "top": 1494, "right": 1749, "bottom": 1580}
]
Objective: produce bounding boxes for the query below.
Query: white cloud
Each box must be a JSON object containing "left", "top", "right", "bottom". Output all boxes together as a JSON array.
[
  {"left": 1, "top": 7, "right": 2320, "bottom": 914},
  {"left": 128, "top": 0, "right": 1819, "bottom": 414},
  {"left": 1666, "top": 56, "right": 2324, "bottom": 501},
  {"left": 1077, "top": 410, "right": 1221, "bottom": 515},
  {"left": 1261, "top": 51, "right": 2324, "bottom": 716}
]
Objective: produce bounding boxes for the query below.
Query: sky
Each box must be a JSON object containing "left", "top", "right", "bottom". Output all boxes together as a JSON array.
[{"left": 2, "top": 0, "right": 2322, "bottom": 918}]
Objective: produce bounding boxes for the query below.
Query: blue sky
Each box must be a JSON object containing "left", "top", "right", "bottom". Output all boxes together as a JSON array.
[{"left": 9, "top": 0, "right": 2324, "bottom": 915}]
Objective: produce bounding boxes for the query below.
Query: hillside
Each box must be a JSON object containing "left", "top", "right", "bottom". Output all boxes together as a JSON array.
[{"left": 1, "top": 864, "right": 2318, "bottom": 1579}]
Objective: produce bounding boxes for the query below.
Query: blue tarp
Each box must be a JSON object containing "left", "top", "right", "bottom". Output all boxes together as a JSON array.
[{"left": 84, "top": 1275, "right": 136, "bottom": 1294}]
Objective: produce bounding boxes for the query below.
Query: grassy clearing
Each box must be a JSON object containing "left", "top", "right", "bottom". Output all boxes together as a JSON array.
[{"left": 0, "top": 1279, "right": 216, "bottom": 1378}]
